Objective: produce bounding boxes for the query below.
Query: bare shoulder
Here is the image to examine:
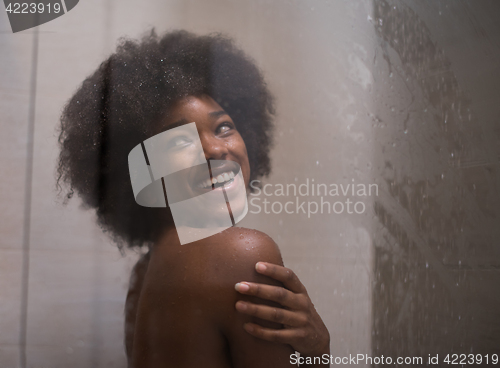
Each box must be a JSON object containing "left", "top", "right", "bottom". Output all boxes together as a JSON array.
[
  {"left": 214, "top": 227, "right": 283, "bottom": 267},
  {"left": 146, "top": 227, "right": 283, "bottom": 292},
  {"left": 195, "top": 227, "right": 284, "bottom": 289},
  {"left": 134, "top": 228, "right": 293, "bottom": 367}
]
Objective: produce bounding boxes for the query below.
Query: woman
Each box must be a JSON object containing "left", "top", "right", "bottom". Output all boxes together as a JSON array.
[{"left": 57, "top": 30, "right": 329, "bottom": 367}]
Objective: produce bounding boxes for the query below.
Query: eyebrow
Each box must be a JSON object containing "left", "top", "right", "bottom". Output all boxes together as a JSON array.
[
  {"left": 158, "top": 110, "right": 229, "bottom": 133},
  {"left": 209, "top": 110, "right": 228, "bottom": 119}
]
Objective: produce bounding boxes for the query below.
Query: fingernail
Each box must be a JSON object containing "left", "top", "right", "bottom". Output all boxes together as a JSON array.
[
  {"left": 235, "top": 282, "right": 250, "bottom": 292},
  {"left": 236, "top": 301, "right": 248, "bottom": 311},
  {"left": 244, "top": 323, "right": 255, "bottom": 333},
  {"left": 255, "top": 262, "right": 267, "bottom": 272}
]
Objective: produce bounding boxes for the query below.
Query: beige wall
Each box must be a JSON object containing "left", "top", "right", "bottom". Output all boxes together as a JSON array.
[{"left": 0, "top": 0, "right": 377, "bottom": 367}]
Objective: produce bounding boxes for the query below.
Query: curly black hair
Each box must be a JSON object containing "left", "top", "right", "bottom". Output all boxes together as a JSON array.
[{"left": 57, "top": 30, "right": 275, "bottom": 250}]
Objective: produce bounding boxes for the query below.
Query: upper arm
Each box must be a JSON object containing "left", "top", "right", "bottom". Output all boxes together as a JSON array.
[{"left": 216, "top": 228, "right": 295, "bottom": 368}]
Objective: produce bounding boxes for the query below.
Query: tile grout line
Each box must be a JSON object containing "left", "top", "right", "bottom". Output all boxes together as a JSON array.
[{"left": 19, "top": 25, "right": 39, "bottom": 368}]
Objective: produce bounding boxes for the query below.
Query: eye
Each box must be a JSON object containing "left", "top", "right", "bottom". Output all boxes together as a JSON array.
[
  {"left": 216, "top": 122, "right": 234, "bottom": 135},
  {"left": 167, "top": 135, "right": 192, "bottom": 150}
]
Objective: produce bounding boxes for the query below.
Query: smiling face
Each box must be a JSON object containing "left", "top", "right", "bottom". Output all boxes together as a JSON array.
[{"left": 155, "top": 95, "right": 250, "bottom": 226}]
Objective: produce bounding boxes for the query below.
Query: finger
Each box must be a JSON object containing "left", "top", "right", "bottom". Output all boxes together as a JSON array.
[
  {"left": 255, "top": 262, "right": 306, "bottom": 293},
  {"left": 235, "top": 301, "right": 306, "bottom": 327},
  {"left": 235, "top": 282, "right": 303, "bottom": 309},
  {"left": 243, "top": 322, "right": 306, "bottom": 344}
]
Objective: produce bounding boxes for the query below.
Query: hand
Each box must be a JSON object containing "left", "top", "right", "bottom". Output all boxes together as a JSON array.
[{"left": 234, "top": 262, "right": 330, "bottom": 358}]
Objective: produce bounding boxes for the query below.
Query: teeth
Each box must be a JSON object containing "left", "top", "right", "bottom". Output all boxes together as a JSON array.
[{"left": 199, "top": 172, "right": 235, "bottom": 189}]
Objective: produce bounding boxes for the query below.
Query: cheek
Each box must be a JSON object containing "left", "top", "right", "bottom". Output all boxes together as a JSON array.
[
  {"left": 230, "top": 137, "right": 249, "bottom": 162},
  {"left": 231, "top": 137, "right": 251, "bottom": 183},
  {"left": 168, "top": 148, "right": 200, "bottom": 171}
]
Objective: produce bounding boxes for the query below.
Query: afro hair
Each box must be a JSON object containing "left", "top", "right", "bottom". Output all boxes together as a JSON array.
[{"left": 57, "top": 30, "right": 275, "bottom": 250}]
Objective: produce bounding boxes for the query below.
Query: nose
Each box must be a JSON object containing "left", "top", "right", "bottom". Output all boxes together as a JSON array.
[{"left": 200, "top": 134, "right": 229, "bottom": 161}]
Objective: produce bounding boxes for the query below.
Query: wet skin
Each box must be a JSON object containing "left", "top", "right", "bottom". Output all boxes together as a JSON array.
[
  {"left": 132, "top": 227, "right": 294, "bottom": 368},
  {"left": 128, "top": 95, "right": 330, "bottom": 367}
]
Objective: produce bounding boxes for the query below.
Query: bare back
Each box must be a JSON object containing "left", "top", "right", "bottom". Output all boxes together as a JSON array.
[{"left": 131, "top": 227, "right": 295, "bottom": 368}]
